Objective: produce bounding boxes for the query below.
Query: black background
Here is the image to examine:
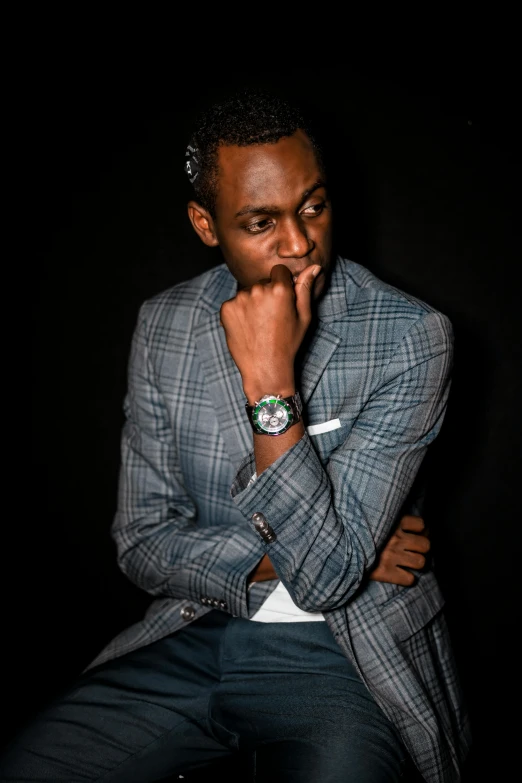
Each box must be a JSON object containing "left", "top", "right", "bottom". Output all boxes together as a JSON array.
[{"left": 8, "top": 44, "right": 521, "bottom": 781}]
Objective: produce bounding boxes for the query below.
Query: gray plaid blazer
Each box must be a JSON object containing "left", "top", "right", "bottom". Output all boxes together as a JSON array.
[{"left": 88, "top": 257, "right": 471, "bottom": 782}]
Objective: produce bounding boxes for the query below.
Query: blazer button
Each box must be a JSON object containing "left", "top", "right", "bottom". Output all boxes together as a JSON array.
[
  {"left": 180, "top": 605, "right": 195, "bottom": 621},
  {"left": 252, "top": 512, "right": 277, "bottom": 543},
  {"left": 261, "top": 528, "right": 277, "bottom": 543},
  {"left": 252, "top": 512, "right": 267, "bottom": 530}
]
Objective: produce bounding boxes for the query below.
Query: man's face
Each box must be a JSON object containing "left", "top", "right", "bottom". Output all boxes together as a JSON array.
[{"left": 209, "top": 130, "right": 333, "bottom": 295}]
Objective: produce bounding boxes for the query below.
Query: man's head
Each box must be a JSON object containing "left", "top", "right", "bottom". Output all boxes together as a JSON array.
[
  {"left": 185, "top": 90, "right": 333, "bottom": 294},
  {"left": 185, "top": 91, "right": 324, "bottom": 218}
]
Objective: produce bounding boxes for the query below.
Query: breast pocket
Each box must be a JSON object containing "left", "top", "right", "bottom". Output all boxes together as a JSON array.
[{"left": 307, "top": 419, "right": 352, "bottom": 462}]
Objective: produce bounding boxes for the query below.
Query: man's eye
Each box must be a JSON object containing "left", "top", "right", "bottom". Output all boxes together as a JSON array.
[
  {"left": 302, "top": 202, "right": 326, "bottom": 216},
  {"left": 244, "top": 219, "right": 272, "bottom": 234}
]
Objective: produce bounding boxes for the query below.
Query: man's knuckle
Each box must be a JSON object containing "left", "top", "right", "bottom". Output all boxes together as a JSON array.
[
  {"left": 397, "top": 569, "right": 414, "bottom": 586},
  {"left": 272, "top": 281, "right": 289, "bottom": 295}
]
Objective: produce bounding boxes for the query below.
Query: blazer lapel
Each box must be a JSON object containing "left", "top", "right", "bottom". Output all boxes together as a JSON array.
[
  {"left": 298, "top": 323, "right": 342, "bottom": 405},
  {"left": 298, "top": 258, "right": 348, "bottom": 403}
]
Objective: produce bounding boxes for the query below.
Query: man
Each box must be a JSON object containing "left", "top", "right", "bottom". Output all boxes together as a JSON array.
[{"left": 1, "top": 91, "right": 470, "bottom": 781}]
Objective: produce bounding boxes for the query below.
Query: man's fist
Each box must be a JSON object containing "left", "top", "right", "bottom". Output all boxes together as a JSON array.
[{"left": 220, "top": 264, "right": 322, "bottom": 403}]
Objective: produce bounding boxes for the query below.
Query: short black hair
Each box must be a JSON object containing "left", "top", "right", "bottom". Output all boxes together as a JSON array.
[{"left": 185, "top": 89, "right": 324, "bottom": 217}]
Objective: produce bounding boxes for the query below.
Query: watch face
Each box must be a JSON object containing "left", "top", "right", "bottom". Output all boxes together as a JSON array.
[{"left": 252, "top": 397, "right": 293, "bottom": 435}]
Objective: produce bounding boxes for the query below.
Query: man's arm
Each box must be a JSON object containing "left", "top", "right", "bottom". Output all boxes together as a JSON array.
[
  {"left": 220, "top": 264, "right": 317, "bottom": 477},
  {"left": 110, "top": 304, "right": 266, "bottom": 619},
  {"left": 249, "top": 514, "right": 431, "bottom": 587},
  {"left": 112, "top": 297, "right": 431, "bottom": 619},
  {"left": 221, "top": 262, "right": 449, "bottom": 606},
  {"left": 226, "top": 284, "right": 453, "bottom": 611}
]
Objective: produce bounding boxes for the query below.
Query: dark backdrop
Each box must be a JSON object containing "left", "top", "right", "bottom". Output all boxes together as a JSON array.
[{"left": 9, "top": 57, "right": 521, "bottom": 780}]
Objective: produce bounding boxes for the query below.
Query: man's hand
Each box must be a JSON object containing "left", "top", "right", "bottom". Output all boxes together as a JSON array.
[
  {"left": 369, "top": 515, "right": 431, "bottom": 586},
  {"left": 248, "top": 554, "right": 277, "bottom": 583},
  {"left": 220, "top": 264, "right": 321, "bottom": 403},
  {"left": 248, "top": 515, "right": 430, "bottom": 586}
]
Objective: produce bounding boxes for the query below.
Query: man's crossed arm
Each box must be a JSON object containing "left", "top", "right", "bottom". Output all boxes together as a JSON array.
[{"left": 249, "top": 514, "right": 431, "bottom": 588}]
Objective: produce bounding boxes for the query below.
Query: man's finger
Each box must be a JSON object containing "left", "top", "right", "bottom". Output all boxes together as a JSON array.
[
  {"left": 369, "top": 565, "right": 416, "bottom": 586},
  {"left": 401, "top": 532, "right": 431, "bottom": 554},
  {"left": 399, "top": 515, "right": 426, "bottom": 534},
  {"left": 294, "top": 265, "right": 321, "bottom": 323},
  {"left": 399, "top": 550, "right": 427, "bottom": 569}
]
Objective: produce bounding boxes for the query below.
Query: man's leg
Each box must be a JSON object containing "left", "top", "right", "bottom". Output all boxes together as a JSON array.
[
  {"left": 213, "top": 619, "right": 408, "bottom": 783},
  {"left": 0, "top": 613, "right": 238, "bottom": 782}
]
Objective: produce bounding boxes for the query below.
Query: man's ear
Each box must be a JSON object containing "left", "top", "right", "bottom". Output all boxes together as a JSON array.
[{"left": 187, "top": 201, "right": 219, "bottom": 247}]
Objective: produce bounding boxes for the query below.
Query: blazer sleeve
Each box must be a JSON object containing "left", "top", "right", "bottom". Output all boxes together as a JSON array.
[
  {"left": 230, "top": 310, "right": 454, "bottom": 612},
  {"left": 110, "top": 306, "right": 265, "bottom": 619}
]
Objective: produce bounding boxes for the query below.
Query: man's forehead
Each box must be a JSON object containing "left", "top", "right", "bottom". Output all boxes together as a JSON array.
[{"left": 216, "top": 131, "right": 322, "bottom": 207}]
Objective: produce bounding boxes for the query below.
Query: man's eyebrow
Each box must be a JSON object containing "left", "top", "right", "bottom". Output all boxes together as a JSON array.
[
  {"left": 234, "top": 180, "right": 327, "bottom": 219},
  {"left": 235, "top": 203, "right": 280, "bottom": 218},
  {"left": 300, "top": 180, "right": 327, "bottom": 203}
]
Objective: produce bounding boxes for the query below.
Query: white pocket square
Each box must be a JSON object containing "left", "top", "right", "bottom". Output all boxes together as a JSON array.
[{"left": 306, "top": 418, "right": 341, "bottom": 436}]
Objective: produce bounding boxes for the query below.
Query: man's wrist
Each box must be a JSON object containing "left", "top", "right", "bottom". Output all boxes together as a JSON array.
[{"left": 244, "top": 379, "right": 296, "bottom": 406}]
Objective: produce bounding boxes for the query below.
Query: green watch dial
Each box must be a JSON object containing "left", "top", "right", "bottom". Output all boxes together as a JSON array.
[{"left": 252, "top": 397, "right": 293, "bottom": 435}]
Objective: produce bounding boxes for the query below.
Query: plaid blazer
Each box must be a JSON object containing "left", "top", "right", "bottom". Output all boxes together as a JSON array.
[{"left": 88, "top": 257, "right": 471, "bottom": 782}]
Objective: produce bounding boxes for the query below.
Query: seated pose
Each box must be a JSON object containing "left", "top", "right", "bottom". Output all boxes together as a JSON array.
[{"left": 1, "top": 90, "right": 471, "bottom": 783}]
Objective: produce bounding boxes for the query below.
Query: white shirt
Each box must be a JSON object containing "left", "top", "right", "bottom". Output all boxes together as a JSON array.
[{"left": 250, "top": 581, "right": 325, "bottom": 623}]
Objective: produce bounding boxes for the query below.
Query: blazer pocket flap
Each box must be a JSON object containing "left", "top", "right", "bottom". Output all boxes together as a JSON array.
[{"left": 378, "top": 571, "right": 446, "bottom": 642}]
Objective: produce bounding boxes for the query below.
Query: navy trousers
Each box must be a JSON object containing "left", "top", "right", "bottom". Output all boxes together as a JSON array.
[{"left": 1, "top": 612, "right": 407, "bottom": 782}]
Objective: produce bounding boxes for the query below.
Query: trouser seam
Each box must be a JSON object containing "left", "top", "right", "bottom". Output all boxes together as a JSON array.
[{"left": 205, "top": 614, "right": 240, "bottom": 752}]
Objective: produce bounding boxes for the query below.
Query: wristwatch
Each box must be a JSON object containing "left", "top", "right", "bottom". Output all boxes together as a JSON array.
[{"left": 246, "top": 392, "right": 303, "bottom": 436}]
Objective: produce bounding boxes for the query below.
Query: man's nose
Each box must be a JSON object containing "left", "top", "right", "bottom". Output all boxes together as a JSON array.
[{"left": 277, "top": 217, "right": 314, "bottom": 260}]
